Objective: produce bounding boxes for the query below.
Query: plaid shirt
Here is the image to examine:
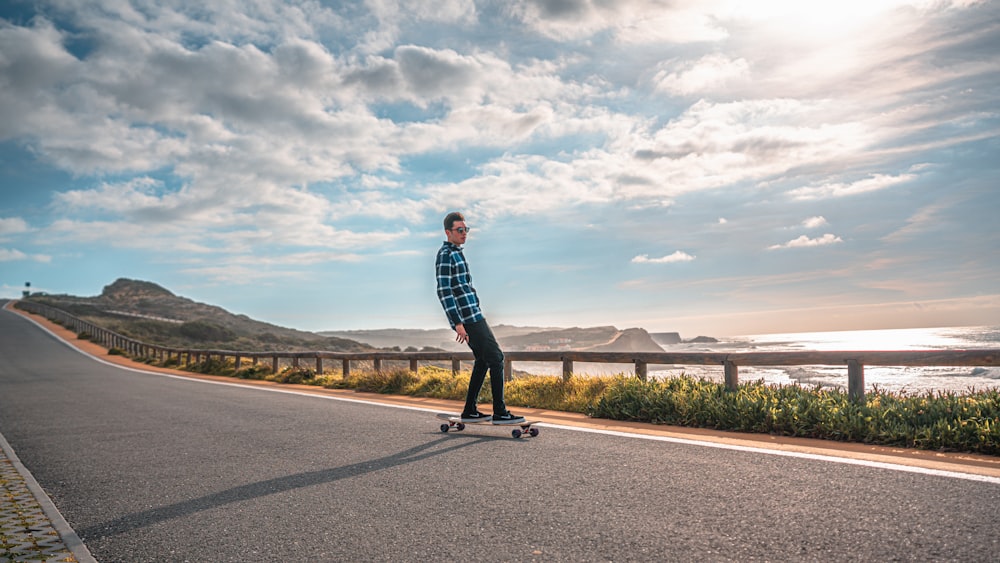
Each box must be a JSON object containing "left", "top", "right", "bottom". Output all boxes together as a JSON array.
[{"left": 435, "top": 242, "right": 484, "bottom": 328}]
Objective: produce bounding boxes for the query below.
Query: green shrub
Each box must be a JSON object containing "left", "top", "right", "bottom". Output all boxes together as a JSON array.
[
  {"left": 270, "top": 367, "right": 316, "bottom": 384},
  {"left": 342, "top": 368, "right": 419, "bottom": 394},
  {"left": 591, "top": 376, "right": 1000, "bottom": 455},
  {"left": 234, "top": 364, "right": 271, "bottom": 380},
  {"left": 189, "top": 357, "right": 235, "bottom": 376},
  {"left": 400, "top": 366, "right": 469, "bottom": 399},
  {"left": 506, "top": 374, "right": 614, "bottom": 412}
]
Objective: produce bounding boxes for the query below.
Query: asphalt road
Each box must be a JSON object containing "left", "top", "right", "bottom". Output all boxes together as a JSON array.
[{"left": 1, "top": 305, "right": 998, "bottom": 562}]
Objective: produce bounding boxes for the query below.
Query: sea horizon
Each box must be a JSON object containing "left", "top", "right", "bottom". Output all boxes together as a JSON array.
[{"left": 513, "top": 324, "right": 1000, "bottom": 395}]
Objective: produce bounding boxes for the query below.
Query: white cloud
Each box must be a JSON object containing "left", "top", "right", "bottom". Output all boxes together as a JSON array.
[
  {"left": 0, "top": 248, "right": 51, "bottom": 263},
  {"left": 178, "top": 264, "right": 303, "bottom": 285},
  {"left": 358, "top": 0, "right": 477, "bottom": 52},
  {"left": 508, "top": 0, "right": 728, "bottom": 43},
  {"left": 632, "top": 251, "right": 696, "bottom": 264},
  {"left": 802, "top": 216, "right": 828, "bottom": 229},
  {"left": 789, "top": 173, "right": 916, "bottom": 200},
  {"left": 55, "top": 177, "right": 165, "bottom": 213},
  {"left": 394, "top": 45, "right": 483, "bottom": 101},
  {"left": 613, "top": 98, "right": 878, "bottom": 202},
  {"left": 0, "top": 248, "right": 26, "bottom": 261},
  {"left": 768, "top": 234, "right": 843, "bottom": 250},
  {"left": 0, "top": 217, "right": 31, "bottom": 236},
  {"left": 881, "top": 200, "right": 952, "bottom": 244},
  {"left": 654, "top": 54, "right": 750, "bottom": 96}
]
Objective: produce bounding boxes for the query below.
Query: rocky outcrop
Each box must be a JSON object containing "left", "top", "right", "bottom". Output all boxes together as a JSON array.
[
  {"left": 583, "top": 328, "right": 665, "bottom": 353},
  {"left": 651, "top": 332, "right": 682, "bottom": 345},
  {"left": 686, "top": 336, "right": 719, "bottom": 344},
  {"left": 101, "top": 278, "right": 174, "bottom": 299}
]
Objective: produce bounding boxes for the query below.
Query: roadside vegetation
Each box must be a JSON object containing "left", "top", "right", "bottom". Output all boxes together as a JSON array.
[{"left": 138, "top": 353, "right": 1000, "bottom": 456}]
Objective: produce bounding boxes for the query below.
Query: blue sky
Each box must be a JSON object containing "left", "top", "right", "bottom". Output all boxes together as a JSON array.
[{"left": 1, "top": 0, "right": 998, "bottom": 337}]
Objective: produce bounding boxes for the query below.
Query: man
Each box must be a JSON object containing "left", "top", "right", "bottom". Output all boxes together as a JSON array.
[{"left": 435, "top": 211, "right": 525, "bottom": 424}]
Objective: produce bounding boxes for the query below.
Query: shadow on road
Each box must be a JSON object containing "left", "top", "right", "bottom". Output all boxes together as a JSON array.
[{"left": 80, "top": 435, "right": 485, "bottom": 540}]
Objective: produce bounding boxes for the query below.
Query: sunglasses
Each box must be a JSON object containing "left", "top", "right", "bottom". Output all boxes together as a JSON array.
[{"left": 451, "top": 227, "right": 471, "bottom": 234}]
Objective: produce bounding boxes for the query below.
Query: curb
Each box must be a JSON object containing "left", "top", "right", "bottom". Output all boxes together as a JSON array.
[{"left": 0, "top": 431, "right": 97, "bottom": 563}]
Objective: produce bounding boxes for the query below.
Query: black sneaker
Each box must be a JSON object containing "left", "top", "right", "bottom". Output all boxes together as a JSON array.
[
  {"left": 460, "top": 412, "right": 492, "bottom": 422},
  {"left": 492, "top": 411, "right": 526, "bottom": 425}
]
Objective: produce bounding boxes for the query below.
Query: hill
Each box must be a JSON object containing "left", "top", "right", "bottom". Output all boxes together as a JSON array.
[{"left": 26, "top": 278, "right": 374, "bottom": 352}]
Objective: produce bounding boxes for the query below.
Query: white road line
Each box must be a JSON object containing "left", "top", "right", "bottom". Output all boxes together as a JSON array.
[{"left": 10, "top": 305, "right": 1000, "bottom": 486}]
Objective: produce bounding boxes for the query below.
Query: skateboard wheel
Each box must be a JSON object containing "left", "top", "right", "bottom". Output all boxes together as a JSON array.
[
  {"left": 529, "top": 428, "right": 539, "bottom": 437},
  {"left": 457, "top": 423, "right": 466, "bottom": 431},
  {"left": 512, "top": 429, "right": 522, "bottom": 439},
  {"left": 440, "top": 423, "right": 450, "bottom": 433}
]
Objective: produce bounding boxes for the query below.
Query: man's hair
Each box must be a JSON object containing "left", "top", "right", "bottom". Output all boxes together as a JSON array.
[{"left": 443, "top": 211, "right": 465, "bottom": 231}]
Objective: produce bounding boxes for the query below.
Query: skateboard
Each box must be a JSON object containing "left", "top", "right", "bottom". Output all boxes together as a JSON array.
[{"left": 436, "top": 413, "right": 540, "bottom": 439}]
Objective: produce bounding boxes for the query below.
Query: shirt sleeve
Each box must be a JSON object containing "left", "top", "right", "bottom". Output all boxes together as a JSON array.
[{"left": 436, "top": 250, "right": 462, "bottom": 328}]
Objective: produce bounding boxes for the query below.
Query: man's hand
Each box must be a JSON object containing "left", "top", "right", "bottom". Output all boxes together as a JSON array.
[{"left": 454, "top": 323, "right": 469, "bottom": 344}]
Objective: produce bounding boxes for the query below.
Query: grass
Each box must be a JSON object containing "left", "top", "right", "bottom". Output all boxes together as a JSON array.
[{"left": 132, "top": 353, "right": 1000, "bottom": 456}]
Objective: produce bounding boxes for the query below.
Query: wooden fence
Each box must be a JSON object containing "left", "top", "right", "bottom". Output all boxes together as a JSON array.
[{"left": 14, "top": 300, "right": 999, "bottom": 401}]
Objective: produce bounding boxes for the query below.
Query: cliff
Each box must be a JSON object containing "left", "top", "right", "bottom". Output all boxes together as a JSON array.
[{"left": 583, "top": 328, "right": 665, "bottom": 353}]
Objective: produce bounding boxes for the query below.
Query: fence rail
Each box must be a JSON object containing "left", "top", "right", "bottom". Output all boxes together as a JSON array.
[{"left": 14, "top": 300, "right": 999, "bottom": 401}]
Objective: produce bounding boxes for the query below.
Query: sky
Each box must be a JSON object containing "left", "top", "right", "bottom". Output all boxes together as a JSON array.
[{"left": 1, "top": 0, "right": 998, "bottom": 338}]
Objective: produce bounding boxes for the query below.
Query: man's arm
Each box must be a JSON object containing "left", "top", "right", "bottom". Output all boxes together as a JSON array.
[{"left": 435, "top": 250, "right": 464, "bottom": 329}]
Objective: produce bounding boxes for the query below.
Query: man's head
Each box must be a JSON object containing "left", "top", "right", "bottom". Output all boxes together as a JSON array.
[{"left": 443, "top": 211, "right": 470, "bottom": 246}]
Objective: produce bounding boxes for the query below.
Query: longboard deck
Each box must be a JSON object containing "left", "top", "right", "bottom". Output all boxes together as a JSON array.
[{"left": 435, "top": 413, "right": 541, "bottom": 438}]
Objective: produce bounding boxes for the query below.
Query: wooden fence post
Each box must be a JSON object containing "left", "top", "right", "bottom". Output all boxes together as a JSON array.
[
  {"left": 724, "top": 360, "right": 738, "bottom": 391},
  {"left": 504, "top": 358, "right": 513, "bottom": 382},
  {"left": 316, "top": 357, "right": 323, "bottom": 374},
  {"left": 635, "top": 360, "right": 647, "bottom": 382},
  {"left": 373, "top": 358, "right": 382, "bottom": 372},
  {"left": 562, "top": 358, "right": 573, "bottom": 382},
  {"left": 847, "top": 360, "right": 865, "bottom": 402},
  {"left": 410, "top": 358, "right": 418, "bottom": 373},
  {"left": 272, "top": 356, "right": 279, "bottom": 374},
  {"left": 343, "top": 359, "right": 351, "bottom": 377},
  {"left": 452, "top": 359, "right": 461, "bottom": 376}
]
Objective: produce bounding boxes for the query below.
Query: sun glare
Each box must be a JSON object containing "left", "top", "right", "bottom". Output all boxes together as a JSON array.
[
  {"left": 720, "top": 0, "right": 915, "bottom": 39},
  {"left": 754, "top": 327, "right": 962, "bottom": 351}
]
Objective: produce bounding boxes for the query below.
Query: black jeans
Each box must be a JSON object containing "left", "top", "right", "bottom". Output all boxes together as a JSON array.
[{"left": 463, "top": 319, "right": 506, "bottom": 415}]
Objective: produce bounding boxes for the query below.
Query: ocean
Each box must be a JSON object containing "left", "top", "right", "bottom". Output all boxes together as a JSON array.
[{"left": 512, "top": 325, "right": 1000, "bottom": 395}]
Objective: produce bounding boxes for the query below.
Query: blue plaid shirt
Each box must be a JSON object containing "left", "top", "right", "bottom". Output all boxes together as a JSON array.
[{"left": 435, "top": 242, "right": 484, "bottom": 328}]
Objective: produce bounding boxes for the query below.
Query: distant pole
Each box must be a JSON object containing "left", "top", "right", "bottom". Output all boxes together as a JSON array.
[{"left": 22, "top": 282, "right": 30, "bottom": 298}]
